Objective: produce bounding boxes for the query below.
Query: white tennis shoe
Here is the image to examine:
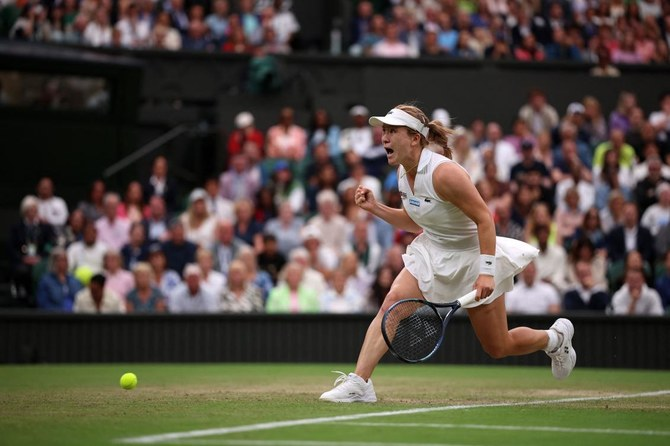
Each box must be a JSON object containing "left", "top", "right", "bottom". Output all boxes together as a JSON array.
[
  {"left": 319, "top": 371, "right": 377, "bottom": 403},
  {"left": 547, "top": 318, "right": 577, "bottom": 380}
]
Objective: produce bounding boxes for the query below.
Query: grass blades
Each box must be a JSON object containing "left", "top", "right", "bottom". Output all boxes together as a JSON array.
[{"left": 1, "top": 364, "right": 669, "bottom": 446}]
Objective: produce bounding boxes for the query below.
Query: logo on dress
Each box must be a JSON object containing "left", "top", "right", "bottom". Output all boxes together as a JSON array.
[{"left": 409, "top": 197, "right": 421, "bottom": 207}]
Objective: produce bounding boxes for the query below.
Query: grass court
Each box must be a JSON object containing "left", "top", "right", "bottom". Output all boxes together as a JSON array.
[{"left": 1, "top": 363, "right": 668, "bottom": 446}]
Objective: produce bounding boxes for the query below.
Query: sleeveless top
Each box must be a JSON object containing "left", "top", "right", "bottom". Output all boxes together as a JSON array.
[{"left": 398, "top": 149, "right": 479, "bottom": 250}]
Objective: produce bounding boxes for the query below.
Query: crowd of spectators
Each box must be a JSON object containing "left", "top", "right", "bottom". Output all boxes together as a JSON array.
[
  {"left": 349, "top": 0, "right": 670, "bottom": 66},
  {"left": 8, "top": 87, "right": 670, "bottom": 316},
  {"left": 0, "top": 0, "right": 300, "bottom": 53},
  {"left": 1, "top": 0, "right": 669, "bottom": 66}
]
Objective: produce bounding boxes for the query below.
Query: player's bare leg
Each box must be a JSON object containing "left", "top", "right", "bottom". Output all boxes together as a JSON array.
[
  {"left": 467, "top": 295, "right": 548, "bottom": 357},
  {"left": 354, "top": 268, "right": 423, "bottom": 380},
  {"left": 467, "top": 295, "right": 576, "bottom": 378},
  {"left": 320, "top": 268, "right": 422, "bottom": 402}
]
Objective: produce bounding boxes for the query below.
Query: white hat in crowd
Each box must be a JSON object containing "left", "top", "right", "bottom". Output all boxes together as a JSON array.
[
  {"left": 566, "top": 102, "right": 585, "bottom": 116},
  {"left": 301, "top": 225, "right": 322, "bottom": 241},
  {"left": 432, "top": 108, "right": 451, "bottom": 127},
  {"left": 234, "top": 111, "right": 254, "bottom": 129},
  {"left": 20, "top": 195, "right": 39, "bottom": 214},
  {"left": 349, "top": 105, "right": 370, "bottom": 117},
  {"left": 188, "top": 188, "right": 208, "bottom": 204},
  {"left": 183, "top": 263, "right": 202, "bottom": 278}
]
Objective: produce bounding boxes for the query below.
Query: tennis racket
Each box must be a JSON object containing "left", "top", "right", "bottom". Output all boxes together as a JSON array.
[{"left": 381, "top": 290, "right": 478, "bottom": 363}]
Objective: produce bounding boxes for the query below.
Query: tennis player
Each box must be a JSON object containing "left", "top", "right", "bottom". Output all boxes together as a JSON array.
[{"left": 320, "top": 104, "right": 576, "bottom": 403}]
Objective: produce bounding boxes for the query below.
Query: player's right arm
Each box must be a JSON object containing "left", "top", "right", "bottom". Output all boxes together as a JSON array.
[{"left": 354, "top": 185, "right": 422, "bottom": 233}]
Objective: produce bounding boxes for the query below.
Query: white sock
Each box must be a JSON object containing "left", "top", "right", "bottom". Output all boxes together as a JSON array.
[{"left": 544, "top": 329, "right": 560, "bottom": 353}]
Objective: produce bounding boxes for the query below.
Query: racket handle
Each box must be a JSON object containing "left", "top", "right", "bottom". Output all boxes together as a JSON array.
[{"left": 456, "top": 290, "right": 478, "bottom": 307}]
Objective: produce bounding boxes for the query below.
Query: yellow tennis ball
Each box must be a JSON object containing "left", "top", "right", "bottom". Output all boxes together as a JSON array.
[
  {"left": 74, "top": 266, "right": 94, "bottom": 286},
  {"left": 120, "top": 372, "right": 138, "bottom": 390}
]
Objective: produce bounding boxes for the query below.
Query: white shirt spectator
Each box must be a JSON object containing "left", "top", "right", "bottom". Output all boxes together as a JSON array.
[
  {"left": 155, "top": 28, "right": 182, "bottom": 50},
  {"left": 180, "top": 214, "right": 217, "bottom": 250},
  {"left": 205, "top": 195, "right": 236, "bottom": 222},
  {"left": 518, "top": 103, "right": 560, "bottom": 136},
  {"left": 302, "top": 267, "right": 327, "bottom": 297},
  {"left": 38, "top": 196, "right": 69, "bottom": 227},
  {"left": 640, "top": 203, "right": 670, "bottom": 236},
  {"left": 83, "top": 21, "right": 112, "bottom": 47},
  {"left": 633, "top": 161, "right": 670, "bottom": 182},
  {"left": 479, "top": 139, "right": 520, "bottom": 182},
  {"left": 116, "top": 17, "right": 151, "bottom": 48},
  {"left": 555, "top": 178, "right": 596, "bottom": 213},
  {"left": 73, "top": 288, "right": 126, "bottom": 314},
  {"left": 169, "top": 284, "right": 219, "bottom": 313},
  {"left": 271, "top": 9, "right": 300, "bottom": 45},
  {"left": 67, "top": 240, "right": 107, "bottom": 274},
  {"left": 506, "top": 280, "right": 561, "bottom": 315},
  {"left": 306, "top": 213, "right": 352, "bottom": 256},
  {"left": 201, "top": 270, "right": 226, "bottom": 297},
  {"left": 611, "top": 283, "right": 664, "bottom": 315},
  {"left": 321, "top": 286, "right": 365, "bottom": 313},
  {"left": 339, "top": 127, "right": 374, "bottom": 158},
  {"left": 624, "top": 226, "right": 638, "bottom": 252},
  {"left": 638, "top": 0, "right": 663, "bottom": 20},
  {"left": 535, "top": 244, "right": 569, "bottom": 292}
]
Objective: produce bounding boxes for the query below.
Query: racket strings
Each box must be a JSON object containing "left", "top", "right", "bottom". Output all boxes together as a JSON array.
[{"left": 384, "top": 302, "right": 443, "bottom": 362}]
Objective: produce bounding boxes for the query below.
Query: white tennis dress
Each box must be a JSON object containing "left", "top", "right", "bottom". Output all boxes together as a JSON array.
[{"left": 398, "top": 149, "right": 538, "bottom": 308}]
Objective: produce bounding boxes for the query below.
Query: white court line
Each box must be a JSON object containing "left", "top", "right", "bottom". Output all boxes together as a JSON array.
[
  {"left": 117, "top": 390, "right": 670, "bottom": 444},
  {"left": 342, "top": 422, "right": 670, "bottom": 437},
  {"left": 158, "top": 440, "right": 473, "bottom": 446}
]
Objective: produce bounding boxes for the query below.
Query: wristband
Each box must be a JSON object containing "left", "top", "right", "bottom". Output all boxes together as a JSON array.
[{"left": 479, "top": 254, "right": 496, "bottom": 276}]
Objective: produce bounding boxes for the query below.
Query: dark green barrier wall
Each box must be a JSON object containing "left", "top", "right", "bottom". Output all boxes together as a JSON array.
[
  {"left": 0, "top": 43, "right": 143, "bottom": 209},
  {"left": 1, "top": 313, "right": 668, "bottom": 369}
]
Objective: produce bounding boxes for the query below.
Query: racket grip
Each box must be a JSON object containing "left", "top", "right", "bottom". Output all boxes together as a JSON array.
[{"left": 456, "top": 290, "right": 478, "bottom": 307}]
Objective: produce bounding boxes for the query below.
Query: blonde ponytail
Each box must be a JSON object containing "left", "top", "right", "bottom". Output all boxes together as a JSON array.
[{"left": 426, "top": 120, "right": 453, "bottom": 159}]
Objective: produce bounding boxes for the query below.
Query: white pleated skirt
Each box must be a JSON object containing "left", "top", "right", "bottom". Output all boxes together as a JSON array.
[{"left": 402, "top": 234, "right": 539, "bottom": 309}]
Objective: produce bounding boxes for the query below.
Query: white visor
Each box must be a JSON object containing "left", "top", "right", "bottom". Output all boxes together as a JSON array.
[{"left": 369, "top": 108, "right": 429, "bottom": 138}]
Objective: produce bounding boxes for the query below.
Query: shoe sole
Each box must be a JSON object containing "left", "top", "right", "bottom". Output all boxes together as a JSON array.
[{"left": 319, "top": 393, "right": 377, "bottom": 403}]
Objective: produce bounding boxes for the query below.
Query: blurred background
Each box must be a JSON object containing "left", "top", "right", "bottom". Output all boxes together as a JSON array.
[{"left": 1, "top": 0, "right": 669, "bottom": 367}]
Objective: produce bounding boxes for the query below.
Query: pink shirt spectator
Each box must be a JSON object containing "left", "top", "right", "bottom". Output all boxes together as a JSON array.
[
  {"left": 635, "top": 40, "right": 656, "bottom": 63},
  {"left": 266, "top": 125, "right": 307, "bottom": 160},
  {"left": 555, "top": 208, "right": 584, "bottom": 241},
  {"left": 371, "top": 40, "right": 414, "bottom": 57},
  {"left": 105, "top": 269, "right": 135, "bottom": 301},
  {"left": 95, "top": 216, "right": 131, "bottom": 251},
  {"left": 611, "top": 48, "right": 643, "bottom": 64},
  {"left": 117, "top": 203, "right": 150, "bottom": 223}
]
